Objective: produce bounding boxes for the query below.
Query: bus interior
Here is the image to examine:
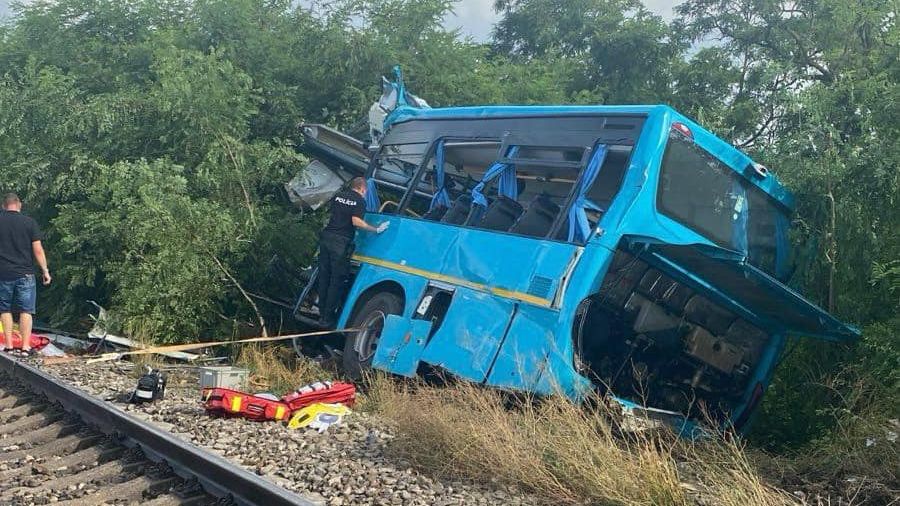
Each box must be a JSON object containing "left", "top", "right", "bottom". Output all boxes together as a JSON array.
[{"left": 373, "top": 138, "right": 634, "bottom": 244}]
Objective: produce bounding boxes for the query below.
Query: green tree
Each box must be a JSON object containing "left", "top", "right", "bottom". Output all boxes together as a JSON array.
[
  {"left": 492, "top": 0, "right": 685, "bottom": 102},
  {"left": 677, "top": 0, "right": 899, "bottom": 449}
]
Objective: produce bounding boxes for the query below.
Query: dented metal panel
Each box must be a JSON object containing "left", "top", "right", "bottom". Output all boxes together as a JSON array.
[
  {"left": 485, "top": 305, "right": 559, "bottom": 393},
  {"left": 372, "top": 316, "right": 434, "bottom": 377},
  {"left": 418, "top": 288, "right": 516, "bottom": 382},
  {"left": 353, "top": 216, "right": 577, "bottom": 309}
]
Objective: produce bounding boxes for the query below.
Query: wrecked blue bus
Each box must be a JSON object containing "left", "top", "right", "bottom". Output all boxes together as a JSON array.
[{"left": 294, "top": 103, "right": 859, "bottom": 431}]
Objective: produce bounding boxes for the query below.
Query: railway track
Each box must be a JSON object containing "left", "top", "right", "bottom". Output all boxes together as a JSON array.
[{"left": 0, "top": 354, "right": 315, "bottom": 506}]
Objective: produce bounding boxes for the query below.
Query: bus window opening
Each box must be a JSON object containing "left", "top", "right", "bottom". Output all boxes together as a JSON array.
[
  {"left": 657, "top": 131, "right": 790, "bottom": 279},
  {"left": 414, "top": 141, "right": 633, "bottom": 244},
  {"left": 372, "top": 141, "right": 429, "bottom": 214}
]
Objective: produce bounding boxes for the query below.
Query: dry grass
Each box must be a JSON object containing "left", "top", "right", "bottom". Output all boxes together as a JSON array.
[
  {"left": 364, "top": 374, "right": 796, "bottom": 506},
  {"left": 235, "top": 344, "right": 328, "bottom": 394},
  {"left": 682, "top": 439, "right": 797, "bottom": 506},
  {"left": 226, "top": 349, "right": 797, "bottom": 505},
  {"left": 128, "top": 353, "right": 166, "bottom": 377}
]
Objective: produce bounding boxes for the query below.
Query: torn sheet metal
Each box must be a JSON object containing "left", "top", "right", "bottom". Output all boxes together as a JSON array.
[
  {"left": 87, "top": 331, "right": 200, "bottom": 362},
  {"left": 299, "top": 123, "right": 370, "bottom": 170},
  {"left": 88, "top": 305, "right": 199, "bottom": 362},
  {"left": 369, "top": 66, "right": 430, "bottom": 147},
  {"left": 285, "top": 159, "right": 349, "bottom": 211},
  {"left": 418, "top": 287, "right": 515, "bottom": 383}
]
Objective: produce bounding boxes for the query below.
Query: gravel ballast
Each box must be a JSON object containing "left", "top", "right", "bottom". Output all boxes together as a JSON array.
[{"left": 33, "top": 358, "right": 538, "bottom": 506}]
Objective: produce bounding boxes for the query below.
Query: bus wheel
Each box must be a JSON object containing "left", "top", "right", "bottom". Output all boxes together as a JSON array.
[{"left": 343, "top": 292, "right": 403, "bottom": 379}]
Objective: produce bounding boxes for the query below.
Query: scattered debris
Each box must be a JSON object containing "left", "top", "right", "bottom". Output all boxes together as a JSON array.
[
  {"left": 288, "top": 403, "right": 352, "bottom": 432},
  {"left": 37, "top": 360, "right": 535, "bottom": 505},
  {"left": 87, "top": 304, "right": 201, "bottom": 362},
  {"left": 87, "top": 327, "right": 357, "bottom": 364},
  {"left": 38, "top": 342, "right": 67, "bottom": 357},
  {"left": 199, "top": 365, "right": 250, "bottom": 391},
  {"left": 128, "top": 366, "right": 167, "bottom": 403},
  {"left": 34, "top": 327, "right": 91, "bottom": 352},
  {"left": 201, "top": 380, "right": 357, "bottom": 429}
]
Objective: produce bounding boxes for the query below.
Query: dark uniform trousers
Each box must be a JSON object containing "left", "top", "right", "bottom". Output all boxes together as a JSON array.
[{"left": 317, "top": 231, "right": 353, "bottom": 324}]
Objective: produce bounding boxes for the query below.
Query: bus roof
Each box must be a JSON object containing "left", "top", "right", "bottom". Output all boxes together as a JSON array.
[
  {"left": 384, "top": 104, "right": 664, "bottom": 127},
  {"left": 384, "top": 104, "right": 795, "bottom": 211}
]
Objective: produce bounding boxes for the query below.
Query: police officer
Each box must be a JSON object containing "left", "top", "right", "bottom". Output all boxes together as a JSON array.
[{"left": 317, "top": 177, "right": 387, "bottom": 328}]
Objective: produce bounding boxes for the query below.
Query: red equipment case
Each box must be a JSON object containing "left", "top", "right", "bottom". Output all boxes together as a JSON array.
[
  {"left": 202, "top": 388, "right": 291, "bottom": 422},
  {"left": 281, "top": 381, "right": 356, "bottom": 410}
]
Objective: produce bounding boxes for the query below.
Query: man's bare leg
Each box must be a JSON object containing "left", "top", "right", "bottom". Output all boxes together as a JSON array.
[
  {"left": 1, "top": 312, "right": 13, "bottom": 349},
  {"left": 19, "top": 313, "right": 32, "bottom": 352}
]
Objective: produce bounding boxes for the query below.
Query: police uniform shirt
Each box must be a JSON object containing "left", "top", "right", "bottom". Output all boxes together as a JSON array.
[{"left": 323, "top": 189, "right": 366, "bottom": 238}]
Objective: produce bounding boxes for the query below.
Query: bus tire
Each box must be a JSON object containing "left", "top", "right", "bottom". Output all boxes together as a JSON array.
[{"left": 343, "top": 291, "right": 403, "bottom": 380}]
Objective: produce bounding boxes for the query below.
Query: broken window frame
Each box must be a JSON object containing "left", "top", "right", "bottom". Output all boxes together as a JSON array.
[
  {"left": 393, "top": 133, "right": 636, "bottom": 245},
  {"left": 376, "top": 113, "right": 645, "bottom": 230},
  {"left": 398, "top": 136, "right": 634, "bottom": 245},
  {"left": 369, "top": 140, "right": 432, "bottom": 214}
]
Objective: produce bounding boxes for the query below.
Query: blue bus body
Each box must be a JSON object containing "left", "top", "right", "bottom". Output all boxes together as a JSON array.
[{"left": 318, "top": 104, "right": 857, "bottom": 432}]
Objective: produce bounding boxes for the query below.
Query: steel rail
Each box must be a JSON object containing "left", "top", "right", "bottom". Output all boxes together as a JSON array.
[{"left": 0, "top": 353, "right": 316, "bottom": 506}]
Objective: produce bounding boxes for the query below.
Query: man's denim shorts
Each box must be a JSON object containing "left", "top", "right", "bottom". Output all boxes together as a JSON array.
[{"left": 0, "top": 275, "right": 37, "bottom": 314}]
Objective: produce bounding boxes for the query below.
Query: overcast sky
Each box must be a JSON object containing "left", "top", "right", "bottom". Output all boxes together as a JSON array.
[
  {"left": 1, "top": 0, "right": 683, "bottom": 40},
  {"left": 447, "top": 0, "right": 680, "bottom": 40}
]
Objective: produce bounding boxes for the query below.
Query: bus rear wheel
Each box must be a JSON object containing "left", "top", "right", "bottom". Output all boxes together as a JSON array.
[{"left": 343, "top": 292, "right": 403, "bottom": 380}]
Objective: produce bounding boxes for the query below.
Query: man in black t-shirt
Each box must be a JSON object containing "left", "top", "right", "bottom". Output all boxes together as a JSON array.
[
  {"left": 317, "top": 177, "right": 387, "bottom": 328},
  {"left": 0, "top": 193, "right": 52, "bottom": 354}
]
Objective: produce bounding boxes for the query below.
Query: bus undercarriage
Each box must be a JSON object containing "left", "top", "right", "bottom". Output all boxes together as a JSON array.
[{"left": 576, "top": 248, "right": 770, "bottom": 423}]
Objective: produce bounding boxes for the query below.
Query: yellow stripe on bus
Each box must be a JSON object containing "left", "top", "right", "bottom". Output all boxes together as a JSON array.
[
  {"left": 351, "top": 254, "right": 553, "bottom": 308},
  {"left": 230, "top": 396, "right": 242, "bottom": 412},
  {"left": 275, "top": 405, "right": 286, "bottom": 420}
]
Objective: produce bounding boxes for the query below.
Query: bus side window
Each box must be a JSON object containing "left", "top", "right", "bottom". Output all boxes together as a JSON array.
[
  {"left": 578, "top": 146, "right": 634, "bottom": 238},
  {"left": 747, "top": 183, "right": 793, "bottom": 279},
  {"left": 514, "top": 145, "right": 630, "bottom": 244},
  {"left": 510, "top": 146, "right": 584, "bottom": 239},
  {"left": 418, "top": 141, "right": 502, "bottom": 222},
  {"left": 372, "top": 142, "right": 429, "bottom": 215},
  {"left": 412, "top": 140, "right": 632, "bottom": 245}
]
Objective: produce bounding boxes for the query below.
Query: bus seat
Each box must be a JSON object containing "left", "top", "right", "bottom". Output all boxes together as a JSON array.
[
  {"left": 422, "top": 204, "right": 448, "bottom": 221},
  {"left": 510, "top": 194, "right": 559, "bottom": 238},
  {"left": 478, "top": 196, "right": 524, "bottom": 232},
  {"left": 464, "top": 201, "right": 487, "bottom": 226},
  {"left": 441, "top": 194, "right": 474, "bottom": 225}
]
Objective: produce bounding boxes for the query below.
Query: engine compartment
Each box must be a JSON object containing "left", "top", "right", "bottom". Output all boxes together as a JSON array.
[{"left": 575, "top": 249, "right": 769, "bottom": 422}]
